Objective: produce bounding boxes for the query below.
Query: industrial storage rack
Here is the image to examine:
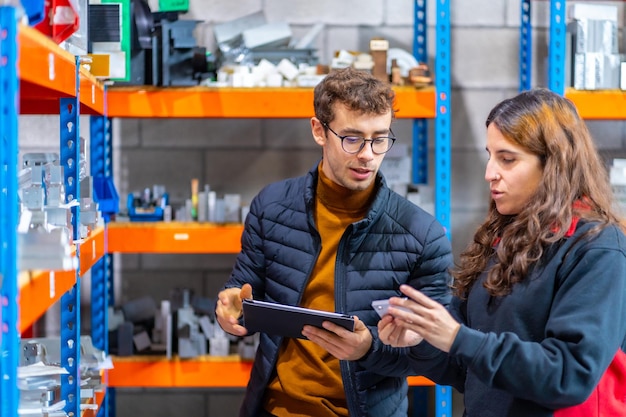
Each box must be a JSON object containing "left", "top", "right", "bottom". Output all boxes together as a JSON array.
[
  {"left": 0, "top": 10, "right": 108, "bottom": 417},
  {"left": 0, "top": 1, "right": 451, "bottom": 416},
  {"left": 520, "top": 0, "right": 626, "bottom": 120}
]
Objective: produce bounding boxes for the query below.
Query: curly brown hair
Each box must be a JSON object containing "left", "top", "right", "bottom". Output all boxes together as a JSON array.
[
  {"left": 452, "top": 88, "right": 622, "bottom": 299},
  {"left": 313, "top": 67, "right": 396, "bottom": 125}
]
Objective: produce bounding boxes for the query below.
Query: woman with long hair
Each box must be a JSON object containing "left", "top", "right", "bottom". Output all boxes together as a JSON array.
[{"left": 377, "top": 89, "right": 626, "bottom": 417}]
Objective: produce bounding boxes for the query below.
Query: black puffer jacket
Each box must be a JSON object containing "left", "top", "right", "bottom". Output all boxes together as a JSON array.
[{"left": 224, "top": 163, "right": 453, "bottom": 417}]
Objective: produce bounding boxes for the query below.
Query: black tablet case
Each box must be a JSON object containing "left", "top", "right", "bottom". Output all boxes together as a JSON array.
[{"left": 242, "top": 299, "right": 355, "bottom": 339}]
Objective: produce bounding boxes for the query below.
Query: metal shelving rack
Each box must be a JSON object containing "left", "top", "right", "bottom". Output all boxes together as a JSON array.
[
  {"left": 0, "top": 14, "right": 108, "bottom": 417},
  {"left": 520, "top": 0, "right": 626, "bottom": 122},
  {"left": 104, "top": 1, "right": 452, "bottom": 417},
  {"left": 2, "top": 0, "right": 451, "bottom": 416}
]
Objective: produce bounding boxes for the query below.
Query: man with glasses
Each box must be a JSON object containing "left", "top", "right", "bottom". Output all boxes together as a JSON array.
[{"left": 216, "top": 67, "right": 452, "bottom": 417}]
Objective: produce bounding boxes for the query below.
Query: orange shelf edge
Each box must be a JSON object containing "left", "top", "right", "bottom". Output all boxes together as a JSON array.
[
  {"left": 565, "top": 88, "right": 626, "bottom": 120},
  {"left": 106, "top": 86, "right": 435, "bottom": 119},
  {"left": 79, "top": 227, "right": 106, "bottom": 275},
  {"left": 107, "top": 222, "right": 243, "bottom": 254},
  {"left": 19, "top": 268, "right": 76, "bottom": 332},
  {"left": 108, "top": 356, "right": 434, "bottom": 388},
  {"left": 108, "top": 356, "right": 253, "bottom": 388},
  {"left": 19, "top": 227, "right": 106, "bottom": 331},
  {"left": 18, "top": 24, "right": 105, "bottom": 115}
]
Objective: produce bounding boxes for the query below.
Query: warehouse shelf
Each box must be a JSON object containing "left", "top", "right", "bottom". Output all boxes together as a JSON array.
[
  {"left": 18, "top": 226, "right": 106, "bottom": 333},
  {"left": 106, "top": 85, "right": 436, "bottom": 119},
  {"left": 108, "top": 355, "right": 435, "bottom": 389},
  {"left": 564, "top": 88, "right": 626, "bottom": 120},
  {"left": 18, "top": 25, "right": 105, "bottom": 115},
  {"left": 107, "top": 222, "right": 243, "bottom": 253}
]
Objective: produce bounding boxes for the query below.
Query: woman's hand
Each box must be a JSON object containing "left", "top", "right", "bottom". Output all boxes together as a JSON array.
[
  {"left": 378, "top": 314, "right": 424, "bottom": 347},
  {"left": 381, "top": 285, "right": 461, "bottom": 353}
]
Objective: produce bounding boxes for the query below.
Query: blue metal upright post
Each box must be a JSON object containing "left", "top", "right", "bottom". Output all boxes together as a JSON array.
[
  {"left": 411, "top": 1, "right": 431, "bottom": 407},
  {"left": 548, "top": 0, "right": 566, "bottom": 95},
  {"left": 0, "top": 6, "right": 19, "bottom": 417},
  {"left": 435, "top": 0, "right": 451, "bottom": 236},
  {"left": 412, "top": 0, "right": 428, "bottom": 185},
  {"left": 60, "top": 58, "right": 82, "bottom": 417},
  {"left": 520, "top": 0, "right": 532, "bottom": 91},
  {"left": 434, "top": 2, "right": 452, "bottom": 417},
  {"left": 90, "top": 114, "right": 112, "bottom": 417}
]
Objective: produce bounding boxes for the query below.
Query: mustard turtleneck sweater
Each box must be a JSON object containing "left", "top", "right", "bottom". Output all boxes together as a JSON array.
[{"left": 263, "top": 162, "right": 376, "bottom": 417}]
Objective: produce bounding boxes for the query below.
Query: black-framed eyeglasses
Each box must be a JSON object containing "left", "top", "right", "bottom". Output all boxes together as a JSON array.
[{"left": 322, "top": 122, "right": 396, "bottom": 155}]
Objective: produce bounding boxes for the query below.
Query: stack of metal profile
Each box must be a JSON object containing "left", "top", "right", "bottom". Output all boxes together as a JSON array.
[
  {"left": 18, "top": 336, "right": 109, "bottom": 416},
  {"left": 567, "top": 3, "right": 621, "bottom": 90}
]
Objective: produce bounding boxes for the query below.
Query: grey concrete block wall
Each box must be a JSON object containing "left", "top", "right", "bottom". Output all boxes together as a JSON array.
[{"left": 18, "top": 1, "right": 626, "bottom": 416}]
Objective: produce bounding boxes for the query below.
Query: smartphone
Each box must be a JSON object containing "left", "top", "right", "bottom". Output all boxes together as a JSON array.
[{"left": 371, "top": 298, "right": 411, "bottom": 318}]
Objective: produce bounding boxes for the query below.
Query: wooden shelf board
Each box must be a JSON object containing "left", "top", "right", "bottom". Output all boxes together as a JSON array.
[
  {"left": 18, "top": 25, "right": 105, "bottom": 115},
  {"left": 106, "top": 86, "right": 436, "bottom": 119},
  {"left": 107, "top": 222, "right": 243, "bottom": 254},
  {"left": 565, "top": 88, "right": 626, "bottom": 120},
  {"left": 108, "top": 355, "right": 435, "bottom": 388}
]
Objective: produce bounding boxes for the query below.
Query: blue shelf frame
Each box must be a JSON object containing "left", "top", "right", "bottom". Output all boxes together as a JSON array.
[
  {"left": 411, "top": 1, "right": 452, "bottom": 416},
  {"left": 0, "top": 6, "right": 19, "bottom": 417},
  {"left": 60, "top": 67, "right": 82, "bottom": 416},
  {"left": 90, "top": 115, "right": 113, "bottom": 417},
  {"left": 519, "top": 0, "right": 567, "bottom": 95}
]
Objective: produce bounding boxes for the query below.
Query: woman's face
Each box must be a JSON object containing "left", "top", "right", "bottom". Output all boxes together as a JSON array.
[{"left": 485, "top": 124, "right": 544, "bottom": 215}]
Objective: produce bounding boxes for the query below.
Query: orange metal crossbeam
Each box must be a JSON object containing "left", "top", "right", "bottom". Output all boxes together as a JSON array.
[
  {"left": 107, "top": 222, "right": 243, "bottom": 254},
  {"left": 78, "top": 227, "right": 106, "bottom": 276},
  {"left": 109, "top": 355, "right": 435, "bottom": 388},
  {"left": 109, "top": 355, "right": 253, "bottom": 388},
  {"left": 106, "top": 86, "right": 436, "bottom": 119},
  {"left": 18, "top": 24, "right": 105, "bottom": 115},
  {"left": 565, "top": 88, "right": 626, "bottom": 120},
  {"left": 19, "top": 228, "right": 106, "bottom": 332},
  {"left": 19, "top": 269, "right": 76, "bottom": 332}
]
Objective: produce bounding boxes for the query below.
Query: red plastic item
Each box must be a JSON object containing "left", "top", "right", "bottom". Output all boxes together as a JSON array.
[{"left": 34, "top": 0, "right": 79, "bottom": 44}]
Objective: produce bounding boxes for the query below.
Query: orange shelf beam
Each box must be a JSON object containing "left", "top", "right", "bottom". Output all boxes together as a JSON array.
[
  {"left": 18, "top": 25, "right": 105, "bottom": 115},
  {"left": 78, "top": 227, "right": 106, "bottom": 276},
  {"left": 565, "top": 88, "right": 626, "bottom": 120},
  {"left": 19, "top": 268, "right": 76, "bottom": 332},
  {"left": 109, "top": 355, "right": 253, "bottom": 388},
  {"left": 18, "top": 228, "right": 106, "bottom": 332},
  {"left": 109, "top": 355, "right": 434, "bottom": 388},
  {"left": 106, "top": 86, "right": 435, "bottom": 119},
  {"left": 107, "top": 222, "right": 243, "bottom": 254}
]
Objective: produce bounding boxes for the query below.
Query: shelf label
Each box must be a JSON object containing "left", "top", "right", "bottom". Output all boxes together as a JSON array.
[
  {"left": 48, "top": 53, "right": 55, "bottom": 81},
  {"left": 173, "top": 233, "right": 189, "bottom": 241},
  {"left": 49, "top": 271, "right": 55, "bottom": 299}
]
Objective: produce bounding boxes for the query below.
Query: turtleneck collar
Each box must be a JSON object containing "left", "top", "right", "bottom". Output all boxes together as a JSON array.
[{"left": 316, "top": 160, "right": 376, "bottom": 213}]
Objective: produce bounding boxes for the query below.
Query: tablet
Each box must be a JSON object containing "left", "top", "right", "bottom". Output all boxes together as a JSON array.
[{"left": 242, "top": 299, "right": 355, "bottom": 339}]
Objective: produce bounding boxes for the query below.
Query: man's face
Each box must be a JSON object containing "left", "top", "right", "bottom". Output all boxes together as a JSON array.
[{"left": 311, "top": 104, "right": 393, "bottom": 191}]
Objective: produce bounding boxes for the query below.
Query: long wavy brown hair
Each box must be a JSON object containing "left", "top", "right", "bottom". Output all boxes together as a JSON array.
[{"left": 452, "top": 88, "right": 622, "bottom": 299}]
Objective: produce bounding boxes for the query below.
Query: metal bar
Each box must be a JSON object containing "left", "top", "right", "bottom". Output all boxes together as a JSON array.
[
  {"left": 60, "top": 57, "right": 81, "bottom": 417},
  {"left": 0, "top": 6, "right": 19, "bottom": 417},
  {"left": 412, "top": 0, "right": 428, "bottom": 184},
  {"left": 435, "top": 0, "right": 451, "bottom": 235},
  {"left": 548, "top": 0, "right": 566, "bottom": 95},
  {"left": 520, "top": 0, "right": 532, "bottom": 91}
]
